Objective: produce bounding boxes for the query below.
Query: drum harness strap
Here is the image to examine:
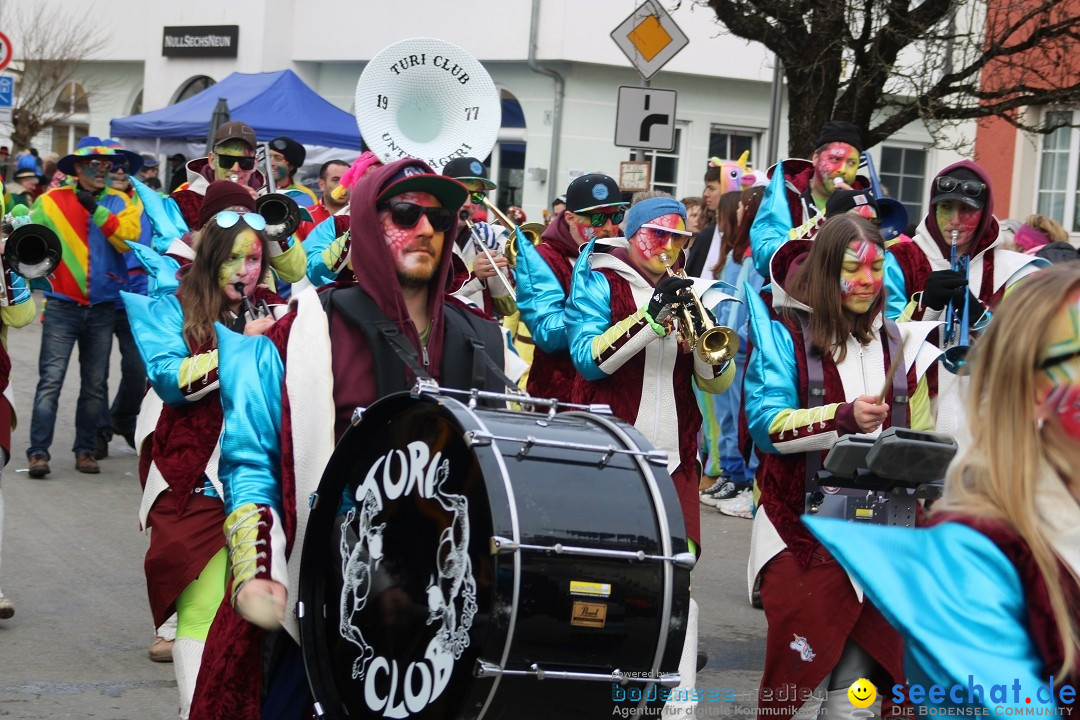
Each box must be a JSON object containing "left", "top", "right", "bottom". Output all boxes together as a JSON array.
[
  {"left": 322, "top": 286, "right": 516, "bottom": 396},
  {"left": 797, "top": 312, "right": 908, "bottom": 503}
]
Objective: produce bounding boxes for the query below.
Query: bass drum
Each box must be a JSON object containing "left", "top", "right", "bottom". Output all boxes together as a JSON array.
[{"left": 298, "top": 391, "right": 691, "bottom": 719}]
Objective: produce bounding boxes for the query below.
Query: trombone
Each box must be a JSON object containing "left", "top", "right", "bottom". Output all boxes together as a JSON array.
[
  {"left": 658, "top": 252, "right": 740, "bottom": 366},
  {"left": 250, "top": 143, "right": 302, "bottom": 241},
  {"left": 476, "top": 195, "right": 543, "bottom": 268},
  {"left": 0, "top": 210, "right": 62, "bottom": 307}
]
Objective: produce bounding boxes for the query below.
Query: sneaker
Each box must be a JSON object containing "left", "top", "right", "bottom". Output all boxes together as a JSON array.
[
  {"left": 28, "top": 454, "right": 50, "bottom": 479},
  {"left": 75, "top": 452, "right": 100, "bottom": 474},
  {"left": 0, "top": 595, "right": 12, "bottom": 619},
  {"left": 699, "top": 474, "right": 718, "bottom": 493},
  {"left": 717, "top": 488, "right": 754, "bottom": 519},
  {"left": 148, "top": 636, "right": 174, "bottom": 663},
  {"left": 699, "top": 479, "right": 737, "bottom": 506}
]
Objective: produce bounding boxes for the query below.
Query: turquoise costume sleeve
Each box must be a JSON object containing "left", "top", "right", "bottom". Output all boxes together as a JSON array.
[
  {"left": 514, "top": 232, "right": 569, "bottom": 354},
  {"left": 215, "top": 323, "right": 283, "bottom": 515},
  {"left": 884, "top": 251, "right": 907, "bottom": 321},
  {"left": 304, "top": 215, "right": 344, "bottom": 287},
  {"left": 122, "top": 292, "right": 205, "bottom": 406},
  {"left": 132, "top": 177, "right": 188, "bottom": 254},
  {"left": 743, "top": 289, "right": 797, "bottom": 454},
  {"left": 750, "top": 164, "right": 793, "bottom": 280},
  {"left": 125, "top": 241, "right": 181, "bottom": 298},
  {"left": 565, "top": 242, "right": 614, "bottom": 382},
  {"left": 804, "top": 518, "right": 1050, "bottom": 713}
]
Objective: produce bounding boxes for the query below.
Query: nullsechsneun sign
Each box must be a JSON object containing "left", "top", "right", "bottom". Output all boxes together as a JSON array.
[{"left": 162, "top": 26, "right": 239, "bottom": 58}]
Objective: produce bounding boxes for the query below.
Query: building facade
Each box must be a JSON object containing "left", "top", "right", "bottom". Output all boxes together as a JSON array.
[{"left": 4, "top": 0, "right": 971, "bottom": 222}]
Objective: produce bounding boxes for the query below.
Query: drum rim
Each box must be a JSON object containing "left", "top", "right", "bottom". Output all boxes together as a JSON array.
[{"left": 563, "top": 410, "right": 676, "bottom": 701}]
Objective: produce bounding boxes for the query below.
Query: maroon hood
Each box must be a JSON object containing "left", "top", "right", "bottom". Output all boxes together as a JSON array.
[
  {"left": 540, "top": 210, "right": 582, "bottom": 258},
  {"left": 923, "top": 159, "right": 998, "bottom": 258},
  {"left": 348, "top": 158, "right": 460, "bottom": 372}
]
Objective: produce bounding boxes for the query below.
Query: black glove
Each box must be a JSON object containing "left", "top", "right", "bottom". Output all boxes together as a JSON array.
[
  {"left": 76, "top": 190, "right": 99, "bottom": 214},
  {"left": 647, "top": 275, "right": 693, "bottom": 320},
  {"left": 922, "top": 269, "right": 967, "bottom": 311}
]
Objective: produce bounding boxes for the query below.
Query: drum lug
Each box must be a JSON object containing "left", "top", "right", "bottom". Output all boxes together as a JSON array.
[
  {"left": 473, "top": 659, "right": 681, "bottom": 686},
  {"left": 489, "top": 535, "right": 519, "bottom": 554},
  {"left": 466, "top": 430, "right": 493, "bottom": 447},
  {"left": 308, "top": 492, "right": 319, "bottom": 509},
  {"left": 349, "top": 406, "right": 366, "bottom": 425}
]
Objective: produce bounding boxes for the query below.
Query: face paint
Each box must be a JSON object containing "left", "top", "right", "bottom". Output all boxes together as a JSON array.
[
  {"left": 935, "top": 200, "right": 983, "bottom": 251},
  {"left": 813, "top": 142, "right": 860, "bottom": 193},
  {"left": 379, "top": 190, "right": 445, "bottom": 287},
  {"left": 839, "top": 239, "right": 884, "bottom": 314},
  {"left": 565, "top": 212, "right": 599, "bottom": 244},
  {"left": 630, "top": 213, "right": 690, "bottom": 276},
  {"left": 212, "top": 141, "right": 256, "bottom": 183},
  {"left": 219, "top": 228, "right": 264, "bottom": 305},
  {"left": 1036, "top": 298, "right": 1080, "bottom": 440}
]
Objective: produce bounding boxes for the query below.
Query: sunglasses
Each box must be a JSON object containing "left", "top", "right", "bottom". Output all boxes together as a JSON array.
[
  {"left": 216, "top": 211, "right": 267, "bottom": 231},
  {"left": 469, "top": 191, "right": 486, "bottom": 205},
  {"left": 384, "top": 202, "right": 454, "bottom": 232},
  {"left": 936, "top": 176, "right": 986, "bottom": 198},
  {"left": 81, "top": 158, "right": 118, "bottom": 172},
  {"left": 583, "top": 209, "right": 625, "bottom": 228},
  {"left": 217, "top": 154, "right": 257, "bottom": 171}
]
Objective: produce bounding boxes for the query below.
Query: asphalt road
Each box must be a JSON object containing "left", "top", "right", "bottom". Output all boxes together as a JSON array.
[{"left": 0, "top": 302, "right": 767, "bottom": 719}]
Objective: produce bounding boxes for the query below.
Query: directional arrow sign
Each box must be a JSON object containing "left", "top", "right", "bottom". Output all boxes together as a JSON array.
[{"left": 614, "top": 86, "right": 677, "bottom": 151}]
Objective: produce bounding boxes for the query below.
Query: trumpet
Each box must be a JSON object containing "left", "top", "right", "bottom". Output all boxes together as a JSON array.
[
  {"left": 941, "top": 230, "right": 971, "bottom": 374},
  {"left": 658, "top": 252, "right": 740, "bottom": 366},
  {"left": 478, "top": 196, "right": 542, "bottom": 268}
]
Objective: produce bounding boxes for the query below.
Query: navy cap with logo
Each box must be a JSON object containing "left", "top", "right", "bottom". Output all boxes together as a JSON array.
[
  {"left": 377, "top": 160, "right": 469, "bottom": 211},
  {"left": 565, "top": 173, "right": 627, "bottom": 213},
  {"left": 441, "top": 156, "right": 496, "bottom": 191}
]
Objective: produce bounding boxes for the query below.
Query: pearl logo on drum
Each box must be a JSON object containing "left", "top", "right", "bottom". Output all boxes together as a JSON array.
[{"left": 340, "top": 441, "right": 478, "bottom": 717}]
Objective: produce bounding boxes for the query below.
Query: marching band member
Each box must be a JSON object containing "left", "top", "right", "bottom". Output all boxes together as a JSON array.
[
  {"left": 0, "top": 193, "right": 41, "bottom": 619},
  {"left": 807, "top": 263, "right": 1080, "bottom": 707},
  {"left": 516, "top": 173, "right": 627, "bottom": 402},
  {"left": 191, "top": 159, "right": 507, "bottom": 719},
  {"left": 123, "top": 210, "right": 282, "bottom": 719},
  {"left": 294, "top": 159, "right": 350, "bottom": 241},
  {"left": 744, "top": 214, "right": 941, "bottom": 720},
  {"left": 169, "top": 122, "right": 306, "bottom": 284},
  {"left": 567, "top": 192, "right": 735, "bottom": 549},
  {"left": 884, "top": 161, "right": 1045, "bottom": 436}
]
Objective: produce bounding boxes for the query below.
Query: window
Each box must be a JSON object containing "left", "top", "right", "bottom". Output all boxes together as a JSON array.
[
  {"left": 54, "top": 82, "right": 89, "bottom": 114},
  {"left": 1036, "top": 110, "right": 1072, "bottom": 227},
  {"left": 632, "top": 127, "right": 683, "bottom": 197},
  {"left": 172, "top": 76, "right": 215, "bottom": 104},
  {"left": 130, "top": 89, "right": 144, "bottom": 116},
  {"left": 708, "top": 127, "right": 758, "bottom": 166},
  {"left": 879, "top": 146, "right": 928, "bottom": 225}
]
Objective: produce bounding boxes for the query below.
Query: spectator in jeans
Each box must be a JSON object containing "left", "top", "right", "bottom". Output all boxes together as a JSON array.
[{"left": 26, "top": 137, "right": 142, "bottom": 476}]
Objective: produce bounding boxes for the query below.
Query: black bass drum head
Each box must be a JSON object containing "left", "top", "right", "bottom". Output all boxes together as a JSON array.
[{"left": 299, "top": 393, "right": 494, "bottom": 719}]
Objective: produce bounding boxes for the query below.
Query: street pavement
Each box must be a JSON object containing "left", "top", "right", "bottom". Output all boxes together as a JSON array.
[{"left": 0, "top": 304, "right": 767, "bottom": 719}]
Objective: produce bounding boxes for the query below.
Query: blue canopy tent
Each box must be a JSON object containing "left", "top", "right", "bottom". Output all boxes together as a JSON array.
[{"left": 111, "top": 69, "right": 361, "bottom": 149}]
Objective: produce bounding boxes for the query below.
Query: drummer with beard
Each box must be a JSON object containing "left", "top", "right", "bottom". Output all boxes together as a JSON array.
[
  {"left": 191, "top": 159, "right": 507, "bottom": 719},
  {"left": 515, "top": 173, "right": 628, "bottom": 402}
]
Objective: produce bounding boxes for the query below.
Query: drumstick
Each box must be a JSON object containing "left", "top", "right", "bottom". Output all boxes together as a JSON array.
[{"left": 878, "top": 338, "right": 907, "bottom": 405}]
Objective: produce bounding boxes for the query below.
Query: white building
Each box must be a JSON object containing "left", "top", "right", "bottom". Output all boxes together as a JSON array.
[{"left": 3, "top": 0, "right": 971, "bottom": 223}]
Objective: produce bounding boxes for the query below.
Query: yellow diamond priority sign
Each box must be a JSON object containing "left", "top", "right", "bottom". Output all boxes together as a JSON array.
[{"left": 611, "top": 0, "right": 689, "bottom": 80}]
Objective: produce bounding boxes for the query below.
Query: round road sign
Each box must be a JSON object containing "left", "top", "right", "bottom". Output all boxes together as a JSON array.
[{"left": 0, "top": 32, "right": 12, "bottom": 73}]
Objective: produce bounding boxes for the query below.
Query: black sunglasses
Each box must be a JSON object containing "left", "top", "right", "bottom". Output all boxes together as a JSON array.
[
  {"left": 384, "top": 202, "right": 454, "bottom": 232},
  {"left": 217, "top": 154, "right": 257, "bottom": 171},
  {"left": 936, "top": 176, "right": 985, "bottom": 198},
  {"left": 585, "top": 209, "right": 625, "bottom": 227}
]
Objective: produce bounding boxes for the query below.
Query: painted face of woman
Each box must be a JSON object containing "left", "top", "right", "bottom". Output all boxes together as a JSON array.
[
  {"left": 219, "top": 228, "right": 263, "bottom": 304},
  {"left": 630, "top": 213, "right": 690, "bottom": 277},
  {"left": 1038, "top": 296, "right": 1080, "bottom": 441},
  {"left": 935, "top": 200, "right": 983, "bottom": 251},
  {"left": 839, "top": 239, "right": 885, "bottom": 314}
]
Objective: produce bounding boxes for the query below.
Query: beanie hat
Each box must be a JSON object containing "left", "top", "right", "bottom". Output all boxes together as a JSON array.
[
  {"left": 625, "top": 196, "right": 689, "bottom": 240},
  {"left": 269, "top": 136, "right": 306, "bottom": 170},
  {"left": 199, "top": 180, "right": 257, "bottom": 229},
  {"left": 815, "top": 121, "right": 864, "bottom": 152}
]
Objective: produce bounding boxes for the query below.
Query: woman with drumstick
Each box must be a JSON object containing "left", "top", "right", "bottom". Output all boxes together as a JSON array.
[
  {"left": 124, "top": 210, "right": 280, "bottom": 719},
  {"left": 743, "top": 213, "right": 941, "bottom": 719},
  {"left": 807, "top": 263, "right": 1080, "bottom": 707}
]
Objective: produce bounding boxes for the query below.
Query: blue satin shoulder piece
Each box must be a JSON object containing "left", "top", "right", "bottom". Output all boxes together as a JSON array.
[
  {"left": 565, "top": 238, "right": 611, "bottom": 381},
  {"left": 515, "top": 231, "right": 571, "bottom": 354},
  {"left": 750, "top": 164, "right": 794, "bottom": 280},
  {"left": 125, "top": 241, "right": 181, "bottom": 298},
  {"left": 804, "top": 517, "right": 1050, "bottom": 712}
]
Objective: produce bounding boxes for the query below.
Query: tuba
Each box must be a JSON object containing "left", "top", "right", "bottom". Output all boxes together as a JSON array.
[
  {"left": 0, "top": 209, "right": 62, "bottom": 306},
  {"left": 658, "top": 252, "right": 740, "bottom": 366}
]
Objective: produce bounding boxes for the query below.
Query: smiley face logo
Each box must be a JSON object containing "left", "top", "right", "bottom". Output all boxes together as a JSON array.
[{"left": 848, "top": 678, "right": 877, "bottom": 708}]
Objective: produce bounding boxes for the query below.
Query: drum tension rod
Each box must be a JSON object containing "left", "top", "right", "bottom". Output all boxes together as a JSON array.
[
  {"left": 489, "top": 536, "right": 697, "bottom": 569},
  {"left": 465, "top": 431, "right": 669, "bottom": 466},
  {"left": 474, "top": 660, "right": 681, "bottom": 687}
]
